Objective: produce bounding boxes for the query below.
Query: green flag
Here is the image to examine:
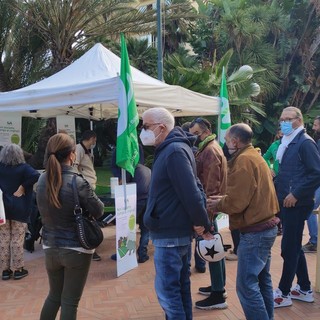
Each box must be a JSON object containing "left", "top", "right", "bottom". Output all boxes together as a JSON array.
[
  {"left": 219, "top": 67, "right": 231, "bottom": 146},
  {"left": 116, "top": 33, "right": 140, "bottom": 176}
]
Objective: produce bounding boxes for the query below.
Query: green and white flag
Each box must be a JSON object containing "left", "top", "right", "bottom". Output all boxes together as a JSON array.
[
  {"left": 116, "top": 33, "right": 140, "bottom": 177},
  {"left": 218, "top": 67, "right": 231, "bottom": 146}
]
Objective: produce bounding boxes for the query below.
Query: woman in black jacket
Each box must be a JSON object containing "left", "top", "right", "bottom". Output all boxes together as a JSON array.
[
  {"left": 0, "top": 144, "right": 40, "bottom": 281},
  {"left": 37, "top": 133, "right": 104, "bottom": 320}
]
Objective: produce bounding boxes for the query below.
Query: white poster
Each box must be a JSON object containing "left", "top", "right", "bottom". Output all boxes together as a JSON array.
[
  {"left": 0, "top": 114, "right": 22, "bottom": 146},
  {"left": 56, "top": 115, "right": 76, "bottom": 141},
  {"left": 114, "top": 183, "right": 138, "bottom": 277},
  {"left": 216, "top": 212, "right": 229, "bottom": 231}
]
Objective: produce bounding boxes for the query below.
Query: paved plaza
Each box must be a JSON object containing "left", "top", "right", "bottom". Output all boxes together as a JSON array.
[{"left": 1, "top": 224, "right": 319, "bottom": 320}]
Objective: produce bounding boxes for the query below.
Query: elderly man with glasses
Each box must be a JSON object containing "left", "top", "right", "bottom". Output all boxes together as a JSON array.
[
  {"left": 141, "top": 108, "right": 212, "bottom": 320},
  {"left": 273, "top": 106, "right": 320, "bottom": 308}
]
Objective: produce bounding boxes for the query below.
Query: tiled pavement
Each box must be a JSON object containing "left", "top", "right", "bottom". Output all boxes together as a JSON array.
[{"left": 1, "top": 225, "right": 320, "bottom": 320}]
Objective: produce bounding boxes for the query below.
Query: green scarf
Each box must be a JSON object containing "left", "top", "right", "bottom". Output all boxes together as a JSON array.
[{"left": 198, "top": 134, "right": 217, "bottom": 151}]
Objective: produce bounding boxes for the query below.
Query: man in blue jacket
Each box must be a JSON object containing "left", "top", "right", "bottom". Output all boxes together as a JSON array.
[
  {"left": 273, "top": 106, "right": 320, "bottom": 308},
  {"left": 141, "top": 107, "right": 212, "bottom": 320}
]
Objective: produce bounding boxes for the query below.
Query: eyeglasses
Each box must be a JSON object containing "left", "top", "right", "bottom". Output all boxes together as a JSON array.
[
  {"left": 141, "top": 122, "right": 161, "bottom": 130},
  {"left": 279, "top": 117, "right": 298, "bottom": 124}
]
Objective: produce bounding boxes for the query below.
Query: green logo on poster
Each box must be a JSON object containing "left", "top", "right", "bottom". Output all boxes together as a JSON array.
[
  {"left": 11, "top": 134, "right": 20, "bottom": 144},
  {"left": 128, "top": 214, "right": 135, "bottom": 231}
]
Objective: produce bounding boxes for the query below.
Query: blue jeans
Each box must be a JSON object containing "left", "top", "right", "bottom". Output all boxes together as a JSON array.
[
  {"left": 154, "top": 244, "right": 192, "bottom": 320},
  {"left": 307, "top": 186, "right": 320, "bottom": 244},
  {"left": 279, "top": 204, "right": 313, "bottom": 295},
  {"left": 194, "top": 241, "right": 206, "bottom": 270},
  {"left": 237, "top": 226, "right": 277, "bottom": 320}
]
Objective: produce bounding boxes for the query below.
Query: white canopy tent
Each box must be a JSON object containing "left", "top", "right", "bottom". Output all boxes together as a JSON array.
[{"left": 0, "top": 43, "right": 220, "bottom": 120}]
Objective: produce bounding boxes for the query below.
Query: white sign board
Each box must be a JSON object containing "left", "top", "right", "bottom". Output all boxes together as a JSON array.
[
  {"left": 56, "top": 115, "right": 76, "bottom": 141},
  {"left": 114, "top": 183, "right": 138, "bottom": 277},
  {"left": 0, "top": 114, "right": 22, "bottom": 146}
]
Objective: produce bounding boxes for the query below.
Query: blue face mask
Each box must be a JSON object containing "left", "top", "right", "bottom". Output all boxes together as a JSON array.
[{"left": 280, "top": 121, "right": 294, "bottom": 136}]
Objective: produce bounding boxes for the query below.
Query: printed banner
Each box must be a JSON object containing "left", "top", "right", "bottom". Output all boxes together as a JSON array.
[
  {"left": 0, "top": 114, "right": 22, "bottom": 146},
  {"left": 114, "top": 183, "right": 138, "bottom": 277},
  {"left": 56, "top": 115, "right": 76, "bottom": 141}
]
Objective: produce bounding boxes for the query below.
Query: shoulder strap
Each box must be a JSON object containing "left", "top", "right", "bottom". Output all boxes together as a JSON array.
[{"left": 72, "top": 175, "right": 82, "bottom": 215}]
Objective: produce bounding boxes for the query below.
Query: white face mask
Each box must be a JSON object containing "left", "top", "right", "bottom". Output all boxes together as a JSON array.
[
  {"left": 228, "top": 147, "right": 237, "bottom": 155},
  {"left": 140, "top": 129, "right": 156, "bottom": 146},
  {"left": 90, "top": 144, "right": 96, "bottom": 149},
  {"left": 226, "top": 139, "right": 237, "bottom": 155}
]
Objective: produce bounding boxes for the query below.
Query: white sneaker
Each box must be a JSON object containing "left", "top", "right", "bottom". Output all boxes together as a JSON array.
[
  {"left": 290, "top": 284, "right": 314, "bottom": 302},
  {"left": 273, "top": 288, "right": 292, "bottom": 308}
]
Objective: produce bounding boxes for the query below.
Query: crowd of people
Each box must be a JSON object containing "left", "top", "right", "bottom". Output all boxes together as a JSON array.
[
  {"left": 0, "top": 105, "right": 319, "bottom": 320},
  {"left": 140, "top": 106, "right": 320, "bottom": 319}
]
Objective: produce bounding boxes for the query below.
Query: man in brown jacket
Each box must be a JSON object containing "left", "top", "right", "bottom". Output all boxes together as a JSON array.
[
  {"left": 189, "top": 118, "right": 228, "bottom": 310},
  {"left": 208, "top": 123, "right": 279, "bottom": 320}
]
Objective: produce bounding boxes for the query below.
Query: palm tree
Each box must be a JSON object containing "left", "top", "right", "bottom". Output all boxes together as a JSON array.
[
  {"left": 14, "top": 0, "right": 200, "bottom": 74},
  {"left": 160, "top": 0, "right": 199, "bottom": 54},
  {"left": 164, "top": 46, "right": 211, "bottom": 94},
  {"left": 0, "top": 0, "right": 17, "bottom": 91},
  {"left": 164, "top": 46, "right": 266, "bottom": 125},
  {"left": 16, "top": 0, "right": 146, "bottom": 72},
  {"left": 126, "top": 37, "right": 158, "bottom": 77}
]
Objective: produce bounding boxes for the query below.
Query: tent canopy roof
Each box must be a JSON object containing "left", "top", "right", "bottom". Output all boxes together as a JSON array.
[{"left": 0, "top": 43, "right": 220, "bottom": 120}]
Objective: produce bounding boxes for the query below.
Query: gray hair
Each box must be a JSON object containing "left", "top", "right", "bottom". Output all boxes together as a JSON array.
[
  {"left": 142, "top": 108, "right": 175, "bottom": 131},
  {"left": 283, "top": 106, "right": 303, "bottom": 121},
  {"left": 0, "top": 144, "right": 26, "bottom": 166}
]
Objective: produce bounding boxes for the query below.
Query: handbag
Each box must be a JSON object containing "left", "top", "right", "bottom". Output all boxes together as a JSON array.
[
  {"left": 72, "top": 175, "right": 103, "bottom": 249},
  {"left": 196, "top": 232, "right": 225, "bottom": 262},
  {"left": 0, "top": 188, "right": 6, "bottom": 225}
]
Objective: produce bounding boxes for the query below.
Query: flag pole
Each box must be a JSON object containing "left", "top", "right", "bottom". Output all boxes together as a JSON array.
[
  {"left": 217, "top": 108, "right": 222, "bottom": 144},
  {"left": 121, "top": 168, "right": 127, "bottom": 209}
]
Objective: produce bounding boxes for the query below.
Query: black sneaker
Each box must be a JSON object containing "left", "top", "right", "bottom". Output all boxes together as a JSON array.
[
  {"left": 302, "top": 242, "right": 317, "bottom": 253},
  {"left": 198, "top": 286, "right": 228, "bottom": 298},
  {"left": 198, "top": 286, "right": 212, "bottom": 296},
  {"left": 195, "top": 265, "right": 206, "bottom": 273},
  {"left": 2, "top": 269, "right": 13, "bottom": 280},
  {"left": 13, "top": 268, "right": 28, "bottom": 280},
  {"left": 92, "top": 252, "right": 102, "bottom": 261},
  {"left": 138, "top": 256, "right": 149, "bottom": 263},
  {"left": 195, "top": 291, "right": 228, "bottom": 310}
]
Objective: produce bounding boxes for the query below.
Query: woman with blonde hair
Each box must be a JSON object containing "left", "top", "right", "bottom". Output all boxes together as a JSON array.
[
  {"left": 0, "top": 144, "right": 40, "bottom": 280},
  {"left": 37, "top": 133, "right": 104, "bottom": 320}
]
